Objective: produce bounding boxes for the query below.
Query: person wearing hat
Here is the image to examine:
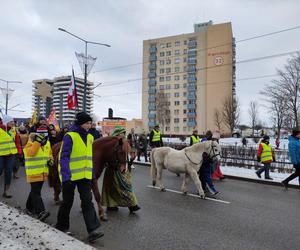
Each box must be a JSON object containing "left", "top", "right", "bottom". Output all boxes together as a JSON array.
[
  {"left": 149, "top": 124, "right": 163, "bottom": 148},
  {"left": 23, "top": 131, "right": 52, "bottom": 221},
  {"left": 101, "top": 126, "right": 141, "bottom": 213},
  {"left": 281, "top": 129, "right": 300, "bottom": 189},
  {"left": 55, "top": 112, "right": 104, "bottom": 242},
  {"left": 137, "top": 130, "right": 148, "bottom": 162},
  {"left": 0, "top": 115, "right": 22, "bottom": 198},
  {"left": 190, "top": 129, "right": 200, "bottom": 146},
  {"left": 30, "top": 115, "right": 48, "bottom": 133},
  {"left": 256, "top": 135, "right": 275, "bottom": 180}
]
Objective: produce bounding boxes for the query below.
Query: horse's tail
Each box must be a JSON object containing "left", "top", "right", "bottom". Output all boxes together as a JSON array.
[{"left": 150, "top": 148, "right": 157, "bottom": 186}]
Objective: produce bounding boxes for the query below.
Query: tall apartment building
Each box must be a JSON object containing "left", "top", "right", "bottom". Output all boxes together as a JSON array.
[
  {"left": 32, "top": 76, "right": 93, "bottom": 125},
  {"left": 142, "top": 21, "right": 236, "bottom": 135}
]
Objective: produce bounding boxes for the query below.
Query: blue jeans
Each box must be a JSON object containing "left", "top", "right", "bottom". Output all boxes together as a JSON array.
[
  {"left": 199, "top": 165, "right": 217, "bottom": 194},
  {"left": 257, "top": 162, "right": 271, "bottom": 178},
  {"left": 0, "top": 155, "right": 16, "bottom": 186}
]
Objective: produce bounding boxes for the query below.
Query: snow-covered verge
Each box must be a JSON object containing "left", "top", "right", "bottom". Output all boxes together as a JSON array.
[{"left": 0, "top": 202, "right": 96, "bottom": 250}]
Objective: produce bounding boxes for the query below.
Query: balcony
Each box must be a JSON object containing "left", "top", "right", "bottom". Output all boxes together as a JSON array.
[
  {"left": 187, "top": 112, "right": 196, "bottom": 118},
  {"left": 148, "top": 121, "right": 156, "bottom": 127},
  {"left": 148, "top": 64, "right": 156, "bottom": 70},
  {"left": 187, "top": 103, "right": 196, "bottom": 109},
  {"left": 187, "top": 94, "right": 196, "bottom": 100},
  {"left": 149, "top": 55, "right": 157, "bottom": 61},
  {"left": 188, "top": 41, "right": 197, "bottom": 49},
  {"left": 148, "top": 79, "right": 156, "bottom": 86},
  {"left": 149, "top": 47, "right": 157, "bottom": 53},
  {"left": 187, "top": 76, "right": 197, "bottom": 83},
  {"left": 148, "top": 72, "right": 156, "bottom": 78},
  {"left": 187, "top": 121, "right": 197, "bottom": 127},
  {"left": 148, "top": 88, "right": 156, "bottom": 94},
  {"left": 148, "top": 105, "right": 156, "bottom": 111},
  {"left": 187, "top": 84, "right": 196, "bottom": 91},
  {"left": 187, "top": 58, "right": 197, "bottom": 65},
  {"left": 188, "top": 50, "right": 197, "bottom": 56},
  {"left": 187, "top": 67, "right": 197, "bottom": 73},
  {"left": 148, "top": 96, "right": 156, "bottom": 102},
  {"left": 148, "top": 113, "right": 156, "bottom": 119}
]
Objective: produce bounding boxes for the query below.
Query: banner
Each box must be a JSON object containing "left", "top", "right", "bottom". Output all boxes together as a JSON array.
[
  {"left": 47, "top": 108, "right": 60, "bottom": 131},
  {"left": 29, "top": 110, "right": 37, "bottom": 126},
  {"left": 67, "top": 68, "right": 78, "bottom": 109}
]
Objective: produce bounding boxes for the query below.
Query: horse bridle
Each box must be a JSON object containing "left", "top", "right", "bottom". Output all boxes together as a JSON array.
[{"left": 184, "top": 142, "right": 220, "bottom": 165}]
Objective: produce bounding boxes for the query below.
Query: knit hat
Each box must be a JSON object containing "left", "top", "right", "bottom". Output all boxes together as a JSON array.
[
  {"left": 75, "top": 112, "right": 92, "bottom": 125},
  {"left": 112, "top": 126, "right": 126, "bottom": 137},
  {"left": 263, "top": 135, "right": 270, "bottom": 140},
  {"left": 2, "top": 115, "right": 13, "bottom": 125},
  {"left": 36, "top": 125, "right": 48, "bottom": 137}
]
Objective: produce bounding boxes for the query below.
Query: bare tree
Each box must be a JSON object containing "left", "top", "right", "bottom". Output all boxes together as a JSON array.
[
  {"left": 213, "top": 109, "right": 223, "bottom": 131},
  {"left": 156, "top": 90, "right": 170, "bottom": 134},
  {"left": 248, "top": 101, "right": 259, "bottom": 136},
  {"left": 222, "top": 95, "right": 240, "bottom": 134}
]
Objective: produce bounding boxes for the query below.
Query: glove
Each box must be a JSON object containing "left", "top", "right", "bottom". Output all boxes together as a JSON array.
[
  {"left": 35, "top": 134, "right": 45, "bottom": 144},
  {"left": 257, "top": 156, "right": 261, "bottom": 162},
  {"left": 47, "top": 159, "right": 54, "bottom": 167}
]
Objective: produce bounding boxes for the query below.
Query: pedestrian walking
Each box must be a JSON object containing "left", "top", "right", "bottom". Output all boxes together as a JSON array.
[
  {"left": 55, "top": 112, "right": 103, "bottom": 242},
  {"left": 137, "top": 131, "right": 148, "bottom": 162},
  {"left": 242, "top": 137, "right": 247, "bottom": 147},
  {"left": 256, "top": 135, "right": 275, "bottom": 180},
  {"left": 190, "top": 129, "right": 200, "bottom": 146},
  {"left": 24, "top": 131, "right": 52, "bottom": 221},
  {"left": 0, "top": 115, "right": 22, "bottom": 198},
  {"left": 281, "top": 129, "right": 300, "bottom": 189}
]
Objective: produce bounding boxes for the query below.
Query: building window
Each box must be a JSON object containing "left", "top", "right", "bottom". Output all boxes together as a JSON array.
[
  {"left": 159, "top": 77, "right": 164, "bottom": 82},
  {"left": 166, "top": 68, "right": 171, "bottom": 74},
  {"left": 166, "top": 76, "right": 171, "bottom": 81},
  {"left": 184, "top": 66, "right": 187, "bottom": 72},
  {"left": 175, "top": 101, "right": 180, "bottom": 106},
  {"left": 159, "top": 85, "right": 165, "bottom": 90},
  {"left": 160, "top": 60, "right": 165, "bottom": 65},
  {"left": 174, "top": 92, "right": 180, "bottom": 97},
  {"left": 175, "top": 67, "right": 180, "bottom": 72},
  {"left": 183, "top": 126, "right": 187, "bottom": 132},
  {"left": 175, "top": 58, "right": 180, "bottom": 64},
  {"left": 166, "top": 59, "right": 171, "bottom": 65},
  {"left": 165, "top": 93, "right": 171, "bottom": 98},
  {"left": 160, "top": 68, "right": 165, "bottom": 74},
  {"left": 183, "top": 49, "right": 187, "bottom": 54},
  {"left": 184, "top": 40, "right": 187, "bottom": 45},
  {"left": 174, "top": 118, "right": 180, "bottom": 123},
  {"left": 188, "top": 127, "right": 192, "bottom": 132},
  {"left": 175, "top": 50, "right": 180, "bottom": 55},
  {"left": 183, "top": 83, "right": 187, "bottom": 88},
  {"left": 174, "top": 126, "right": 180, "bottom": 132},
  {"left": 174, "top": 84, "right": 180, "bottom": 89},
  {"left": 183, "top": 92, "right": 187, "bottom": 97},
  {"left": 160, "top": 43, "right": 165, "bottom": 48},
  {"left": 165, "top": 84, "right": 171, "bottom": 89},
  {"left": 189, "top": 100, "right": 196, "bottom": 104},
  {"left": 166, "top": 118, "right": 170, "bottom": 123},
  {"left": 150, "top": 43, "right": 156, "bottom": 47},
  {"left": 175, "top": 41, "right": 180, "bottom": 46},
  {"left": 183, "top": 57, "right": 187, "bottom": 63},
  {"left": 183, "top": 75, "right": 187, "bottom": 80},
  {"left": 174, "top": 109, "right": 179, "bottom": 115},
  {"left": 160, "top": 52, "right": 165, "bottom": 57},
  {"left": 166, "top": 51, "right": 171, "bottom": 56},
  {"left": 165, "top": 126, "right": 170, "bottom": 132},
  {"left": 174, "top": 75, "right": 180, "bottom": 81},
  {"left": 183, "top": 109, "right": 187, "bottom": 114},
  {"left": 183, "top": 118, "right": 187, "bottom": 122},
  {"left": 166, "top": 42, "right": 171, "bottom": 48},
  {"left": 183, "top": 101, "right": 187, "bottom": 105}
]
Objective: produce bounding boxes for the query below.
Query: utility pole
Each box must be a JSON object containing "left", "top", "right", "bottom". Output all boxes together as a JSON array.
[{"left": 0, "top": 78, "right": 22, "bottom": 115}]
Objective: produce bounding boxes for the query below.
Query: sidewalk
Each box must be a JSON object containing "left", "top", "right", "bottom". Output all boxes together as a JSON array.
[{"left": 0, "top": 202, "right": 97, "bottom": 250}]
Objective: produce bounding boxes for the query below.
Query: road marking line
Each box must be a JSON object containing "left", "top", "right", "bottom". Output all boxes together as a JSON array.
[{"left": 147, "top": 185, "right": 231, "bottom": 204}]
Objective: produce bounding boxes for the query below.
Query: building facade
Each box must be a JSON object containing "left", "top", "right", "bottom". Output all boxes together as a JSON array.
[
  {"left": 142, "top": 21, "right": 236, "bottom": 135},
  {"left": 32, "top": 76, "right": 93, "bottom": 125}
]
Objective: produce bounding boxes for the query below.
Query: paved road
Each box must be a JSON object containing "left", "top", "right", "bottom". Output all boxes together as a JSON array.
[{"left": 1, "top": 164, "right": 300, "bottom": 250}]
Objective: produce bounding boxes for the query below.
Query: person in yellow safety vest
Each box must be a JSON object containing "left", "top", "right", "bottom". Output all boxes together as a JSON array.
[
  {"left": 24, "top": 132, "right": 52, "bottom": 221},
  {"left": 190, "top": 129, "right": 200, "bottom": 146},
  {"left": 256, "top": 135, "right": 275, "bottom": 180},
  {"left": 0, "top": 115, "right": 22, "bottom": 198},
  {"left": 149, "top": 124, "right": 163, "bottom": 148},
  {"left": 55, "top": 112, "right": 104, "bottom": 243}
]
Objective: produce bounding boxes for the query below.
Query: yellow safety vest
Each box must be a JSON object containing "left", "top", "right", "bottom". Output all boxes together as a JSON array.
[
  {"left": 59, "top": 132, "right": 94, "bottom": 182},
  {"left": 191, "top": 135, "right": 200, "bottom": 145},
  {"left": 260, "top": 142, "right": 273, "bottom": 162},
  {"left": 0, "top": 127, "right": 17, "bottom": 156},
  {"left": 152, "top": 130, "right": 161, "bottom": 142},
  {"left": 24, "top": 141, "right": 50, "bottom": 183}
]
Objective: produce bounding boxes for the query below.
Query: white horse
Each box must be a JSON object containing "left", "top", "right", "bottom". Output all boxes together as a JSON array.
[{"left": 150, "top": 140, "right": 221, "bottom": 198}]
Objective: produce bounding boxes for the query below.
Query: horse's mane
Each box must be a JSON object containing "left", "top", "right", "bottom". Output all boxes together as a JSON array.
[
  {"left": 186, "top": 140, "right": 212, "bottom": 153},
  {"left": 93, "top": 136, "right": 130, "bottom": 154}
]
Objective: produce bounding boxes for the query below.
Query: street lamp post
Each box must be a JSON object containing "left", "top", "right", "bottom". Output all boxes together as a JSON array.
[
  {"left": 58, "top": 28, "right": 110, "bottom": 112},
  {"left": 0, "top": 78, "right": 22, "bottom": 115}
]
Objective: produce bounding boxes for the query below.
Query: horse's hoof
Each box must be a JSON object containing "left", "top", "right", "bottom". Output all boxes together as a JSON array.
[
  {"left": 199, "top": 194, "right": 206, "bottom": 199},
  {"left": 160, "top": 188, "right": 166, "bottom": 192},
  {"left": 152, "top": 180, "right": 156, "bottom": 186},
  {"left": 100, "top": 214, "right": 108, "bottom": 221},
  {"left": 182, "top": 191, "right": 187, "bottom": 195}
]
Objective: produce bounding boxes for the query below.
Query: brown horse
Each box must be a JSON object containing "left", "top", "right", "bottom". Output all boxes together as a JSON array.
[{"left": 49, "top": 136, "right": 129, "bottom": 221}]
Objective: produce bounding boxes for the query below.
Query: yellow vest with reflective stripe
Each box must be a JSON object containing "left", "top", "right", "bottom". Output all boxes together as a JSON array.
[
  {"left": 59, "top": 132, "right": 94, "bottom": 182},
  {"left": 260, "top": 142, "right": 272, "bottom": 162},
  {"left": 191, "top": 135, "right": 200, "bottom": 145},
  {"left": 0, "top": 127, "right": 17, "bottom": 156},
  {"left": 152, "top": 130, "right": 161, "bottom": 142},
  {"left": 24, "top": 141, "right": 50, "bottom": 182}
]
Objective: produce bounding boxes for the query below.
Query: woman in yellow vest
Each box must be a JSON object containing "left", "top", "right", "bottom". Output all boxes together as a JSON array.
[
  {"left": 149, "top": 124, "right": 163, "bottom": 148},
  {"left": 24, "top": 131, "right": 52, "bottom": 221},
  {"left": 190, "top": 129, "right": 200, "bottom": 146},
  {"left": 0, "top": 115, "right": 20, "bottom": 198},
  {"left": 55, "top": 112, "right": 104, "bottom": 243},
  {"left": 256, "top": 135, "right": 275, "bottom": 180}
]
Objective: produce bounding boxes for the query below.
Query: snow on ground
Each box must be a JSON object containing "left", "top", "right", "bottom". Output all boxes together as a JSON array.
[{"left": 0, "top": 202, "right": 96, "bottom": 250}]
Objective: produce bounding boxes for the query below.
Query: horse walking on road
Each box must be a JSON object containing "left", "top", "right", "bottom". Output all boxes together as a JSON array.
[{"left": 150, "top": 140, "right": 221, "bottom": 198}]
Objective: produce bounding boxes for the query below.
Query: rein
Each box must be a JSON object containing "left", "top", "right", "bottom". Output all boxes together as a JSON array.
[
  {"left": 184, "top": 142, "right": 220, "bottom": 165},
  {"left": 184, "top": 149, "right": 202, "bottom": 165}
]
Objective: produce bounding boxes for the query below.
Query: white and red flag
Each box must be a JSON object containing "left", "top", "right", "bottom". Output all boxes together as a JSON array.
[{"left": 67, "top": 68, "right": 78, "bottom": 109}]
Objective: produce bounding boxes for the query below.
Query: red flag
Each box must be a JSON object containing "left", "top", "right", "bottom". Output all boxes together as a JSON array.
[{"left": 67, "top": 68, "right": 77, "bottom": 109}]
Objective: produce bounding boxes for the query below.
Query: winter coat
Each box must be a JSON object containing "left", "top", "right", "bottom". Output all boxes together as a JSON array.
[
  {"left": 59, "top": 124, "right": 95, "bottom": 182},
  {"left": 288, "top": 135, "right": 300, "bottom": 165},
  {"left": 89, "top": 128, "right": 100, "bottom": 140}
]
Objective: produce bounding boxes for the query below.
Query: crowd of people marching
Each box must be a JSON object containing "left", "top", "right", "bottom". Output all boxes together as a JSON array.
[{"left": 1, "top": 111, "right": 300, "bottom": 242}]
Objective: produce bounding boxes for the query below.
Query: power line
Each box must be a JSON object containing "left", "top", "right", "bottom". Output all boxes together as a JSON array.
[{"left": 90, "top": 25, "right": 300, "bottom": 74}]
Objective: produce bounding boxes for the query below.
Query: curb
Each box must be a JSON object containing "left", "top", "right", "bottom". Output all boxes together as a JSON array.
[{"left": 133, "top": 161, "right": 299, "bottom": 190}]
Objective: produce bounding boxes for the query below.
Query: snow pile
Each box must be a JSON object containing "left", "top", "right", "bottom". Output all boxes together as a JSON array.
[{"left": 0, "top": 202, "right": 96, "bottom": 250}]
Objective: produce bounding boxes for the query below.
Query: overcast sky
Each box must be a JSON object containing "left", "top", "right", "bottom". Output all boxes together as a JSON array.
[{"left": 1, "top": 0, "right": 300, "bottom": 126}]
